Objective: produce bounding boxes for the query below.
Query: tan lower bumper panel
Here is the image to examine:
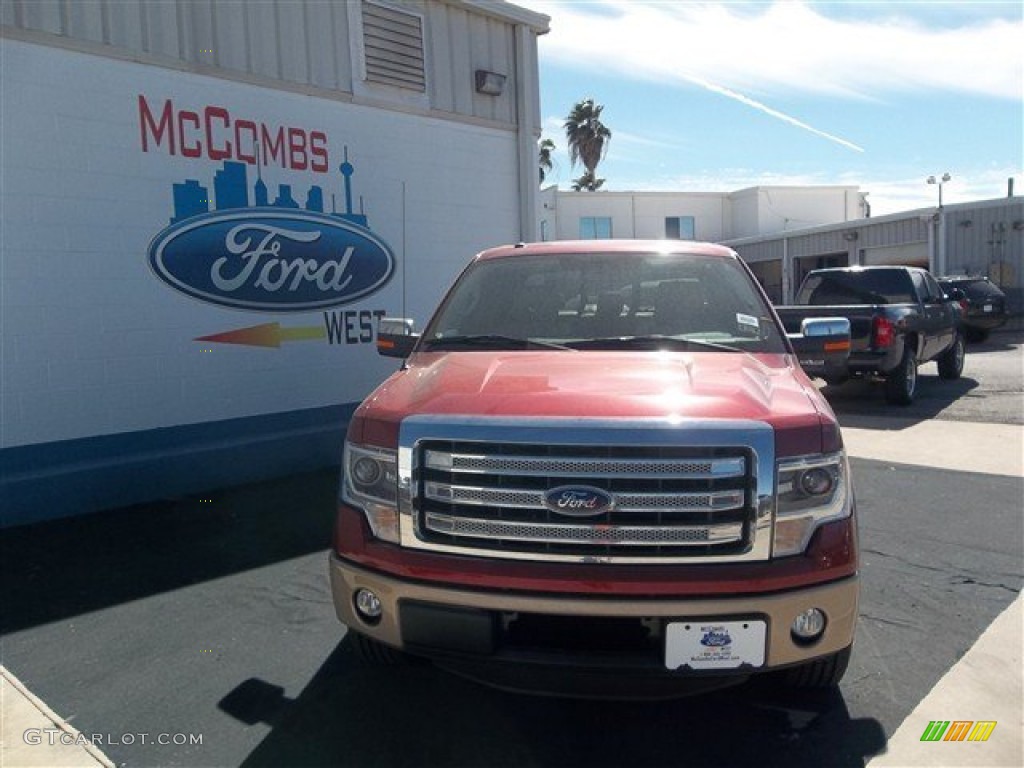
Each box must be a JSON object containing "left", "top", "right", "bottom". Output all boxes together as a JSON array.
[{"left": 329, "top": 554, "right": 859, "bottom": 671}]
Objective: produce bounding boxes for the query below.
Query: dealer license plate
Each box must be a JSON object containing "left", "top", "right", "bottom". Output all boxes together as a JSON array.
[
  {"left": 983, "top": 304, "right": 993, "bottom": 312},
  {"left": 665, "top": 620, "right": 766, "bottom": 670}
]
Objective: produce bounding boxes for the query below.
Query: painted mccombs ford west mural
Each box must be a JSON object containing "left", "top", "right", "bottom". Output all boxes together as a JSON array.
[{"left": 143, "top": 99, "right": 395, "bottom": 347}]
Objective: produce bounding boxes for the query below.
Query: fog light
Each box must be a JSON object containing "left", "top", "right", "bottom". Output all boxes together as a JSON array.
[
  {"left": 791, "top": 608, "right": 827, "bottom": 643},
  {"left": 354, "top": 588, "right": 383, "bottom": 624}
]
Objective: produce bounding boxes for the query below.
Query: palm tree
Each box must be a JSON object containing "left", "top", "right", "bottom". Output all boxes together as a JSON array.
[
  {"left": 564, "top": 98, "right": 611, "bottom": 191},
  {"left": 538, "top": 138, "right": 555, "bottom": 184},
  {"left": 571, "top": 170, "right": 605, "bottom": 192}
]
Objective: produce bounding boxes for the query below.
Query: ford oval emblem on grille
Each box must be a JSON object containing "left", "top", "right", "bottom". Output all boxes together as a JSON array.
[{"left": 544, "top": 486, "right": 614, "bottom": 518}]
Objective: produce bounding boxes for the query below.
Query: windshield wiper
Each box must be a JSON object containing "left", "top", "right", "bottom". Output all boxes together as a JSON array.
[
  {"left": 567, "top": 335, "right": 745, "bottom": 352},
  {"left": 423, "top": 334, "right": 575, "bottom": 351}
]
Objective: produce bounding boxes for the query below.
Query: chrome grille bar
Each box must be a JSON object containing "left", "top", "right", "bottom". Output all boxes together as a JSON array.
[
  {"left": 424, "top": 482, "right": 745, "bottom": 513},
  {"left": 424, "top": 512, "right": 743, "bottom": 546},
  {"left": 425, "top": 450, "right": 744, "bottom": 478}
]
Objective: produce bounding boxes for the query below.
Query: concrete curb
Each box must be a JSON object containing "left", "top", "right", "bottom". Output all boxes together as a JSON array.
[
  {"left": 1, "top": 666, "right": 113, "bottom": 768},
  {"left": 842, "top": 419, "right": 1024, "bottom": 478}
]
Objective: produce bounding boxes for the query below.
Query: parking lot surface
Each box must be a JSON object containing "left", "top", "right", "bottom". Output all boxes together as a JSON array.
[{"left": 2, "top": 332, "right": 1021, "bottom": 768}]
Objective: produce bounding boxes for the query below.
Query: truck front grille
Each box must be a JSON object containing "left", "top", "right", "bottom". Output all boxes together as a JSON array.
[{"left": 415, "top": 441, "right": 755, "bottom": 558}]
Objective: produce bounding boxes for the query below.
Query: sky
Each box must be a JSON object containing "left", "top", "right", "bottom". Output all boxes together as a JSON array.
[{"left": 518, "top": 0, "right": 1023, "bottom": 216}]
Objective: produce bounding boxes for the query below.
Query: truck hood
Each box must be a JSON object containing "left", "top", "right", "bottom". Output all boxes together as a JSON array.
[{"left": 357, "top": 351, "right": 835, "bottom": 451}]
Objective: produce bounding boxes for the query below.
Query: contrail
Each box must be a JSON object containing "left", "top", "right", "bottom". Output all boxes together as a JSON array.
[{"left": 686, "top": 73, "right": 866, "bottom": 153}]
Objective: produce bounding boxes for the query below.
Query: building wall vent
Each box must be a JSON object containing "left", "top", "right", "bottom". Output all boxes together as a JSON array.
[{"left": 362, "top": 1, "right": 426, "bottom": 92}]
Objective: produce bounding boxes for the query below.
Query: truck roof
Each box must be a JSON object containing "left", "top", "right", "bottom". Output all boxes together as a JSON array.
[
  {"left": 805, "top": 265, "right": 926, "bottom": 274},
  {"left": 475, "top": 239, "right": 739, "bottom": 262}
]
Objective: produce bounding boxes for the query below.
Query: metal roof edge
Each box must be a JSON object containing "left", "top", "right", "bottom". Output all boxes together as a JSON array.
[
  {"left": 457, "top": 0, "right": 551, "bottom": 33},
  {"left": 722, "top": 195, "right": 1023, "bottom": 247}
]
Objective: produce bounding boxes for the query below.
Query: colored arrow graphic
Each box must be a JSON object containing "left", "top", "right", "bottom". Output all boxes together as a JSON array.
[{"left": 196, "top": 323, "right": 326, "bottom": 348}]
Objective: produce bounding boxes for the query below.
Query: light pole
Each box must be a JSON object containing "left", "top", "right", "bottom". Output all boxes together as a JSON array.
[
  {"left": 926, "top": 172, "right": 951, "bottom": 208},
  {"left": 926, "top": 172, "right": 951, "bottom": 275}
]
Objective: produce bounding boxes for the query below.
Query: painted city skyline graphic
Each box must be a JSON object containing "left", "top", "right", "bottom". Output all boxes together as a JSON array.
[
  {"left": 170, "top": 147, "right": 369, "bottom": 226},
  {"left": 148, "top": 147, "right": 396, "bottom": 346}
]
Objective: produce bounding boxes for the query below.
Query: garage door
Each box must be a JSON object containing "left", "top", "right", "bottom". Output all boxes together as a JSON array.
[{"left": 861, "top": 242, "right": 928, "bottom": 267}]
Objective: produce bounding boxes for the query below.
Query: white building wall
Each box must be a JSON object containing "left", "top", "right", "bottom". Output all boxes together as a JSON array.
[
  {"left": 750, "top": 187, "right": 862, "bottom": 234},
  {"left": 728, "top": 189, "right": 761, "bottom": 240},
  {"left": 0, "top": 0, "right": 551, "bottom": 523},
  {"left": 629, "top": 194, "right": 729, "bottom": 241},
  {"left": 546, "top": 186, "right": 862, "bottom": 243},
  {"left": 0, "top": 39, "right": 521, "bottom": 449}
]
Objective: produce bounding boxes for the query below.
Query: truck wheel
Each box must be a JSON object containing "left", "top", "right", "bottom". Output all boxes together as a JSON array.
[
  {"left": 937, "top": 334, "right": 965, "bottom": 380},
  {"left": 782, "top": 646, "right": 851, "bottom": 689},
  {"left": 884, "top": 349, "right": 917, "bottom": 405},
  {"left": 350, "top": 632, "right": 414, "bottom": 666}
]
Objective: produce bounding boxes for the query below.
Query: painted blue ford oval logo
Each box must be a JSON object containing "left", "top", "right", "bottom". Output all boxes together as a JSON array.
[
  {"left": 147, "top": 209, "right": 395, "bottom": 312},
  {"left": 544, "top": 486, "right": 614, "bottom": 518}
]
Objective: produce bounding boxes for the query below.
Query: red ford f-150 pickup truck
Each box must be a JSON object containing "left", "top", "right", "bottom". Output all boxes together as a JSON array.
[{"left": 329, "top": 240, "right": 859, "bottom": 697}]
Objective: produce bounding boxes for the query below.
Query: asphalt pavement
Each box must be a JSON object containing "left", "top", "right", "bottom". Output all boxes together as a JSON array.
[{"left": 2, "top": 330, "right": 1022, "bottom": 768}]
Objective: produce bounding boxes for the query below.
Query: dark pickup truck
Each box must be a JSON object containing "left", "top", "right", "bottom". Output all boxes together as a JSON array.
[{"left": 775, "top": 266, "right": 965, "bottom": 405}]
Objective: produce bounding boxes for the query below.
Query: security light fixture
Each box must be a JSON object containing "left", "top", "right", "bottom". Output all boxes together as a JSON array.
[{"left": 927, "top": 172, "right": 952, "bottom": 207}]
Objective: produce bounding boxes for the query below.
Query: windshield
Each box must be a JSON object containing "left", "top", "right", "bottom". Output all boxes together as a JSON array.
[{"left": 421, "top": 251, "right": 787, "bottom": 354}]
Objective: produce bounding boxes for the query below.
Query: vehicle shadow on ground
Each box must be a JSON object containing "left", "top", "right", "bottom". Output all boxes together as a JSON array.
[
  {"left": 967, "top": 327, "right": 1023, "bottom": 352},
  {"left": 0, "top": 467, "right": 338, "bottom": 634},
  {"left": 967, "top": 338, "right": 1017, "bottom": 352},
  {"left": 219, "top": 640, "right": 887, "bottom": 768},
  {"left": 823, "top": 374, "right": 980, "bottom": 429}
]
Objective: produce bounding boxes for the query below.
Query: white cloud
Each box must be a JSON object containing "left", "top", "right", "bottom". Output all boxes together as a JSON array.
[
  {"left": 857, "top": 168, "right": 1023, "bottom": 215},
  {"left": 527, "top": 1, "right": 1023, "bottom": 101}
]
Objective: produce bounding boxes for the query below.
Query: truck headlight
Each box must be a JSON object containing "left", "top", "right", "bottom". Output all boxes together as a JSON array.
[
  {"left": 342, "top": 442, "right": 400, "bottom": 543},
  {"left": 774, "top": 452, "right": 851, "bottom": 557}
]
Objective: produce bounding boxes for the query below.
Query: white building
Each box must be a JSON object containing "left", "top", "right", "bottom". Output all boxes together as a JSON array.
[
  {"left": 538, "top": 185, "right": 1022, "bottom": 310},
  {"left": 0, "top": 0, "right": 549, "bottom": 525},
  {"left": 538, "top": 185, "right": 868, "bottom": 243}
]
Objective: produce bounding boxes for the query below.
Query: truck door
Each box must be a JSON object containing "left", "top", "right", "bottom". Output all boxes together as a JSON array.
[
  {"left": 912, "top": 271, "right": 948, "bottom": 360},
  {"left": 922, "top": 271, "right": 955, "bottom": 354}
]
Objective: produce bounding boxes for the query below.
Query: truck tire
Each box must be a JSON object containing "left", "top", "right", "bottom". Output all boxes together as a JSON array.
[
  {"left": 937, "top": 333, "right": 965, "bottom": 380},
  {"left": 782, "top": 646, "right": 852, "bottom": 689},
  {"left": 884, "top": 348, "right": 917, "bottom": 405},
  {"left": 350, "top": 632, "right": 414, "bottom": 666}
]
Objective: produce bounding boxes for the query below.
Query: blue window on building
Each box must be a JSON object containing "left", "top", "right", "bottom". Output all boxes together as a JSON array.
[
  {"left": 665, "top": 216, "right": 696, "bottom": 240},
  {"left": 580, "top": 216, "right": 612, "bottom": 239}
]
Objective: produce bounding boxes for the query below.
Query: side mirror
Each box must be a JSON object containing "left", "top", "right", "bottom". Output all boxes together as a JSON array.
[
  {"left": 376, "top": 317, "right": 419, "bottom": 359},
  {"left": 787, "top": 317, "right": 851, "bottom": 379}
]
